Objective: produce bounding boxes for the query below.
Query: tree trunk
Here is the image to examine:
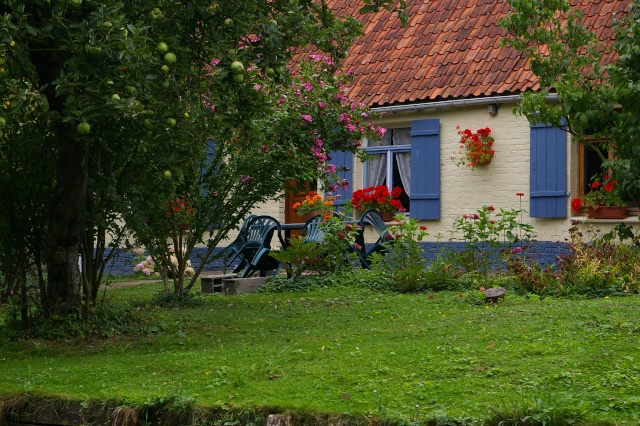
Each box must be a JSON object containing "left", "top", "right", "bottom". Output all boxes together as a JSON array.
[{"left": 44, "top": 131, "right": 89, "bottom": 316}]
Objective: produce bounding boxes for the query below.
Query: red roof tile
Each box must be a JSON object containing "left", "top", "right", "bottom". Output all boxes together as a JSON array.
[{"left": 330, "top": 0, "right": 630, "bottom": 107}]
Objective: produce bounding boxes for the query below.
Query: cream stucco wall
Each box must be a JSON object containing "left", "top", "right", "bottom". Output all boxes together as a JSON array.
[
  {"left": 350, "top": 102, "right": 568, "bottom": 242},
  {"left": 245, "top": 101, "right": 637, "bottom": 245}
]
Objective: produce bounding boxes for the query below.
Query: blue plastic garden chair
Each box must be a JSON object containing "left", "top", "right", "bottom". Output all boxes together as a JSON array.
[
  {"left": 221, "top": 214, "right": 256, "bottom": 273},
  {"left": 354, "top": 209, "right": 394, "bottom": 269},
  {"left": 235, "top": 215, "right": 285, "bottom": 278}
]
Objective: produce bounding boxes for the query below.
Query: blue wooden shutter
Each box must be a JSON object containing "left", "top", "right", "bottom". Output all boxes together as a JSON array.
[
  {"left": 530, "top": 122, "right": 568, "bottom": 217},
  {"left": 329, "top": 150, "right": 353, "bottom": 206},
  {"left": 410, "top": 119, "right": 440, "bottom": 219}
]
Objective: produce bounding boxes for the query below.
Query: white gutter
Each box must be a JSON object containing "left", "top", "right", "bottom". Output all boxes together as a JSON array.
[{"left": 371, "top": 93, "right": 559, "bottom": 114}]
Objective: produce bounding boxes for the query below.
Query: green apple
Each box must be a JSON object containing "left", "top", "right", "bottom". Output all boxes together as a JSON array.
[
  {"left": 86, "top": 45, "right": 102, "bottom": 55},
  {"left": 149, "top": 7, "right": 163, "bottom": 19},
  {"left": 142, "top": 119, "right": 153, "bottom": 130},
  {"left": 289, "top": 0, "right": 298, "bottom": 6},
  {"left": 103, "top": 21, "right": 112, "bottom": 28},
  {"left": 266, "top": 67, "right": 275, "bottom": 77},
  {"left": 161, "top": 64, "right": 170, "bottom": 74},
  {"left": 77, "top": 121, "right": 90, "bottom": 134},
  {"left": 157, "top": 42, "right": 169, "bottom": 53},
  {"left": 166, "top": 118, "right": 176, "bottom": 127},
  {"left": 184, "top": 112, "right": 189, "bottom": 118},
  {"left": 164, "top": 52, "right": 177, "bottom": 64},
  {"left": 163, "top": 170, "right": 172, "bottom": 180},
  {"left": 224, "top": 18, "right": 233, "bottom": 26},
  {"left": 125, "top": 86, "right": 137, "bottom": 96},
  {"left": 228, "top": 49, "right": 237, "bottom": 56},
  {"left": 0, "top": 117, "right": 6, "bottom": 128},
  {"left": 111, "top": 94, "right": 120, "bottom": 100},
  {"left": 232, "top": 73, "right": 244, "bottom": 84},
  {"left": 106, "top": 80, "right": 114, "bottom": 85},
  {"left": 161, "top": 81, "right": 170, "bottom": 89},
  {"left": 230, "top": 61, "right": 244, "bottom": 74},
  {"left": 70, "top": 0, "right": 82, "bottom": 6}
]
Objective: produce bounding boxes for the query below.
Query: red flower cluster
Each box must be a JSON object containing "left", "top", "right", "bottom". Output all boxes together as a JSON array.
[
  {"left": 454, "top": 126, "right": 495, "bottom": 169},
  {"left": 352, "top": 185, "right": 404, "bottom": 214},
  {"left": 165, "top": 198, "right": 194, "bottom": 216}
]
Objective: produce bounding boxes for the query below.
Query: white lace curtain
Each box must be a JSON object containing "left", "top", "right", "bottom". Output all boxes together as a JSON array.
[{"left": 366, "top": 129, "right": 411, "bottom": 196}]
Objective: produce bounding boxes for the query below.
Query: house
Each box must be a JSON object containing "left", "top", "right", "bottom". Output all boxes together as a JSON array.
[{"left": 263, "top": 0, "right": 633, "bottom": 253}]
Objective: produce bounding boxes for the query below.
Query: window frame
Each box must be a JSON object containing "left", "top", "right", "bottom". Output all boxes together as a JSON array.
[{"left": 363, "top": 132, "right": 411, "bottom": 212}]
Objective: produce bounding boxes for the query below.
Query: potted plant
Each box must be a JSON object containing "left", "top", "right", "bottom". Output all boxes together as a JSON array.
[
  {"left": 577, "top": 174, "right": 627, "bottom": 219},
  {"left": 293, "top": 191, "right": 335, "bottom": 218},
  {"left": 351, "top": 185, "right": 404, "bottom": 221},
  {"left": 453, "top": 126, "right": 495, "bottom": 170}
]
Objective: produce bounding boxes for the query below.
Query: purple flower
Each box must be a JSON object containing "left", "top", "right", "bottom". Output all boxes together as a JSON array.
[{"left": 240, "top": 175, "right": 252, "bottom": 185}]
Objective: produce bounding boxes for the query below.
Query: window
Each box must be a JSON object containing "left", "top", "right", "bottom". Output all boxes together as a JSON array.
[
  {"left": 577, "top": 139, "right": 613, "bottom": 201},
  {"left": 364, "top": 128, "right": 411, "bottom": 212},
  {"left": 335, "top": 119, "right": 440, "bottom": 220}
]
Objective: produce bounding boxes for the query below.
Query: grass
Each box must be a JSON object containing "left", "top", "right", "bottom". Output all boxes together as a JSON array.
[{"left": 1, "top": 281, "right": 640, "bottom": 425}]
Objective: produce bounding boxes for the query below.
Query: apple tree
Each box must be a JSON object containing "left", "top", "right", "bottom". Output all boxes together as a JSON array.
[{"left": 0, "top": 0, "right": 402, "bottom": 319}]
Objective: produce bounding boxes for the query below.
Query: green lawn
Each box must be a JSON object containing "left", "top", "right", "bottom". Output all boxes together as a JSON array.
[{"left": 1, "top": 281, "right": 639, "bottom": 425}]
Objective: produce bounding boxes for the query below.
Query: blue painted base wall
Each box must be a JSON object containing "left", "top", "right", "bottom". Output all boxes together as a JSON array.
[{"left": 103, "top": 242, "right": 570, "bottom": 276}]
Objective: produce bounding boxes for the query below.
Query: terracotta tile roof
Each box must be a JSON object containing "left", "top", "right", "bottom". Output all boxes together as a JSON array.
[{"left": 328, "top": 0, "right": 630, "bottom": 107}]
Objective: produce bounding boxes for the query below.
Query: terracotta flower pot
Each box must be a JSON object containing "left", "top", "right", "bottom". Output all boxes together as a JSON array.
[
  {"left": 587, "top": 205, "right": 627, "bottom": 219},
  {"left": 380, "top": 211, "right": 396, "bottom": 221},
  {"left": 469, "top": 152, "right": 493, "bottom": 166}
]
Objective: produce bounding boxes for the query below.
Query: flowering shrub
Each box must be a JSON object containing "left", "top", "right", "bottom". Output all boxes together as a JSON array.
[
  {"left": 293, "top": 191, "right": 336, "bottom": 216},
  {"left": 133, "top": 255, "right": 156, "bottom": 276},
  {"left": 371, "top": 217, "right": 429, "bottom": 292},
  {"left": 351, "top": 185, "right": 404, "bottom": 214},
  {"left": 453, "top": 127, "right": 495, "bottom": 169},
  {"left": 258, "top": 55, "right": 386, "bottom": 190},
  {"left": 581, "top": 174, "right": 625, "bottom": 209},
  {"left": 453, "top": 200, "right": 536, "bottom": 273},
  {"left": 167, "top": 244, "right": 195, "bottom": 277}
]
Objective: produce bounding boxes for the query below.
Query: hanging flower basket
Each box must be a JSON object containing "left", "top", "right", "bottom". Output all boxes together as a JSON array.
[{"left": 453, "top": 126, "right": 495, "bottom": 170}]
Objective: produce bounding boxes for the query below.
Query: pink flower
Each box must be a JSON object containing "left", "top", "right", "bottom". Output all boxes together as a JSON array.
[
  {"left": 301, "top": 114, "right": 312, "bottom": 122},
  {"left": 487, "top": 206, "right": 495, "bottom": 211},
  {"left": 240, "top": 175, "right": 252, "bottom": 185},
  {"left": 354, "top": 243, "right": 362, "bottom": 250},
  {"left": 346, "top": 124, "right": 357, "bottom": 132},
  {"left": 261, "top": 145, "right": 268, "bottom": 153},
  {"left": 143, "top": 268, "right": 151, "bottom": 276},
  {"left": 301, "top": 82, "right": 313, "bottom": 91},
  {"left": 317, "top": 101, "right": 326, "bottom": 108},
  {"left": 253, "top": 84, "right": 261, "bottom": 91}
]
